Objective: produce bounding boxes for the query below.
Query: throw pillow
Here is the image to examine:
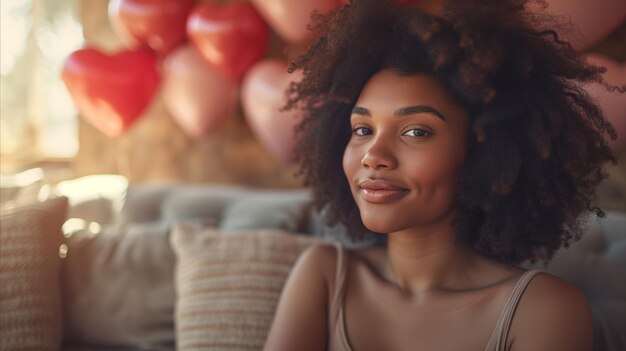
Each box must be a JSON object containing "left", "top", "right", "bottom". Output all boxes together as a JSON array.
[
  {"left": 170, "top": 225, "right": 319, "bottom": 351},
  {"left": 61, "top": 222, "right": 176, "bottom": 349},
  {"left": 0, "top": 196, "right": 68, "bottom": 351}
]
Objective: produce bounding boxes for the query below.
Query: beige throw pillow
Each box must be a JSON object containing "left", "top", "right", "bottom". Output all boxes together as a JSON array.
[
  {"left": 0, "top": 196, "right": 68, "bottom": 351},
  {"left": 170, "top": 225, "right": 318, "bottom": 351}
]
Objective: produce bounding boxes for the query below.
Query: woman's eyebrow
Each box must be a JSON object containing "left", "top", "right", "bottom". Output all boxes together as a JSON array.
[
  {"left": 352, "top": 106, "right": 370, "bottom": 116},
  {"left": 351, "top": 105, "right": 446, "bottom": 121},
  {"left": 394, "top": 105, "right": 446, "bottom": 121}
]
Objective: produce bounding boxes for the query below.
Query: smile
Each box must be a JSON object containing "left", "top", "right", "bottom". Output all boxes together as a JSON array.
[{"left": 358, "top": 179, "right": 409, "bottom": 204}]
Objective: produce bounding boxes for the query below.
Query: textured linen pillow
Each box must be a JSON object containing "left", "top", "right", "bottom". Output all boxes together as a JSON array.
[
  {"left": 170, "top": 225, "right": 319, "bottom": 351},
  {"left": 0, "top": 196, "right": 68, "bottom": 351}
]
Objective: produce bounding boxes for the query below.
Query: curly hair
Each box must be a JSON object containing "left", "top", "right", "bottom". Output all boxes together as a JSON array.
[{"left": 285, "top": 0, "right": 619, "bottom": 264}]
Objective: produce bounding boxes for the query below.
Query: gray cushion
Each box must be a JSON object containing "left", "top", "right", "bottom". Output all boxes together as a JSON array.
[
  {"left": 61, "top": 222, "right": 176, "bottom": 350},
  {"left": 219, "top": 189, "right": 312, "bottom": 232},
  {"left": 118, "top": 184, "right": 180, "bottom": 225},
  {"left": 160, "top": 186, "right": 245, "bottom": 226},
  {"left": 65, "top": 197, "right": 115, "bottom": 225},
  {"left": 119, "top": 184, "right": 245, "bottom": 226}
]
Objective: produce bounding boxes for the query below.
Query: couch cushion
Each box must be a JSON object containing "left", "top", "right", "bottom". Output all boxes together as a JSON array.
[
  {"left": 170, "top": 225, "right": 319, "bottom": 350},
  {"left": 0, "top": 196, "right": 68, "bottom": 351},
  {"left": 160, "top": 186, "right": 246, "bottom": 226},
  {"left": 61, "top": 222, "right": 176, "bottom": 350},
  {"left": 119, "top": 184, "right": 245, "bottom": 226},
  {"left": 118, "top": 183, "right": 180, "bottom": 225},
  {"left": 219, "top": 189, "right": 311, "bottom": 232}
]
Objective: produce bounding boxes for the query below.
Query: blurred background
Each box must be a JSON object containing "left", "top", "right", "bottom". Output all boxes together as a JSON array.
[{"left": 1, "top": 0, "right": 625, "bottom": 208}]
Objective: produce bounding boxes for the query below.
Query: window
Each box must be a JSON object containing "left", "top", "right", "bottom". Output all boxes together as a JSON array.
[{"left": 1, "top": 0, "right": 82, "bottom": 171}]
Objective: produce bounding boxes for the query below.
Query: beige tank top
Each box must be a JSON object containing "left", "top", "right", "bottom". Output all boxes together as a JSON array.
[{"left": 328, "top": 244, "right": 541, "bottom": 351}]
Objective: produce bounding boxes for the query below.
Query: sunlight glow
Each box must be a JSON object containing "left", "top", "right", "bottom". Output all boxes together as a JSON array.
[
  {"left": 0, "top": 0, "right": 31, "bottom": 76},
  {"left": 1, "top": 0, "right": 83, "bottom": 160}
]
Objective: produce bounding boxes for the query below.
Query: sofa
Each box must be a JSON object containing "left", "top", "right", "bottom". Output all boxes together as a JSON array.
[{"left": 1, "top": 174, "right": 624, "bottom": 351}]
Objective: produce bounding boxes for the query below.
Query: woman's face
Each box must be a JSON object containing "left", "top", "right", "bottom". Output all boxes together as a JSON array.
[{"left": 343, "top": 69, "right": 469, "bottom": 234}]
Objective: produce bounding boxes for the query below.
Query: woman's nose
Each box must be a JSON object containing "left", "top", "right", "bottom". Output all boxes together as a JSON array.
[{"left": 361, "top": 136, "right": 397, "bottom": 170}]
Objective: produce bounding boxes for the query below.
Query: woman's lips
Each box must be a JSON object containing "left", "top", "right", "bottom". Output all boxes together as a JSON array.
[{"left": 358, "top": 179, "right": 409, "bottom": 204}]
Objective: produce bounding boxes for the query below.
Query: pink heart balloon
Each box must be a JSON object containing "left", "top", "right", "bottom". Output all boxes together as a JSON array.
[
  {"left": 585, "top": 54, "right": 626, "bottom": 151},
  {"left": 544, "top": 0, "right": 626, "bottom": 50},
  {"left": 162, "top": 45, "right": 238, "bottom": 139},
  {"left": 250, "top": 0, "right": 340, "bottom": 43},
  {"left": 242, "top": 60, "right": 304, "bottom": 164}
]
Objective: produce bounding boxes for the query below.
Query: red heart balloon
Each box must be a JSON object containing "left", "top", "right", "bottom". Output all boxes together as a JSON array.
[
  {"left": 109, "top": 0, "right": 194, "bottom": 56},
  {"left": 187, "top": 2, "right": 269, "bottom": 82},
  {"left": 61, "top": 48, "right": 160, "bottom": 138}
]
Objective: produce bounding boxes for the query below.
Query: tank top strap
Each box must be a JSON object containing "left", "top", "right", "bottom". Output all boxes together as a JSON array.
[
  {"left": 330, "top": 243, "right": 349, "bottom": 324},
  {"left": 484, "top": 269, "right": 543, "bottom": 351}
]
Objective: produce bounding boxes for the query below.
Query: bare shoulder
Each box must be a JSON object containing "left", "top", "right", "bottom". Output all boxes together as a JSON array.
[
  {"left": 301, "top": 242, "right": 339, "bottom": 261},
  {"left": 510, "top": 272, "right": 594, "bottom": 351},
  {"left": 263, "top": 242, "right": 338, "bottom": 351},
  {"left": 280, "top": 242, "right": 340, "bottom": 306},
  {"left": 297, "top": 243, "right": 339, "bottom": 282},
  {"left": 519, "top": 272, "right": 592, "bottom": 322}
]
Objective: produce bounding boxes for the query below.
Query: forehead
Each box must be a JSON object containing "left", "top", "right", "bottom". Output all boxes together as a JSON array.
[{"left": 355, "top": 69, "right": 459, "bottom": 110}]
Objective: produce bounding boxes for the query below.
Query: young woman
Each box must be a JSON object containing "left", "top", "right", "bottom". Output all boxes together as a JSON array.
[{"left": 265, "top": 0, "right": 617, "bottom": 350}]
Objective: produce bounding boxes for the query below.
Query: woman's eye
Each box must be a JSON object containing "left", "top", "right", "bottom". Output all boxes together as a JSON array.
[
  {"left": 353, "top": 127, "right": 372, "bottom": 136},
  {"left": 402, "top": 128, "right": 431, "bottom": 137}
]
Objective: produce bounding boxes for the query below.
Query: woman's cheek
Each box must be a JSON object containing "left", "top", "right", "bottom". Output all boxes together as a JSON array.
[{"left": 342, "top": 143, "right": 360, "bottom": 180}]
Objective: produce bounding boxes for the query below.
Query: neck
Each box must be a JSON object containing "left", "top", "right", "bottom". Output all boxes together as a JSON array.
[{"left": 383, "top": 214, "right": 479, "bottom": 296}]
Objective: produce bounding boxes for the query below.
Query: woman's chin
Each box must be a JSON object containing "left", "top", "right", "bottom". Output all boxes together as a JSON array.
[{"left": 360, "top": 218, "right": 399, "bottom": 235}]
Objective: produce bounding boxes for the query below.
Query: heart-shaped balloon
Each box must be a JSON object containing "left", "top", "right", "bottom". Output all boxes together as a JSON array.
[
  {"left": 61, "top": 48, "right": 160, "bottom": 138},
  {"left": 250, "top": 0, "right": 340, "bottom": 43},
  {"left": 585, "top": 54, "right": 626, "bottom": 151},
  {"left": 162, "top": 45, "right": 238, "bottom": 139},
  {"left": 108, "top": 0, "right": 194, "bottom": 56},
  {"left": 242, "top": 60, "right": 305, "bottom": 164},
  {"left": 187, "top": 2, "right": 269, "bottom": 82},
  {"left": 544, "top": 0, "right": 626, "bottom": 50}
]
